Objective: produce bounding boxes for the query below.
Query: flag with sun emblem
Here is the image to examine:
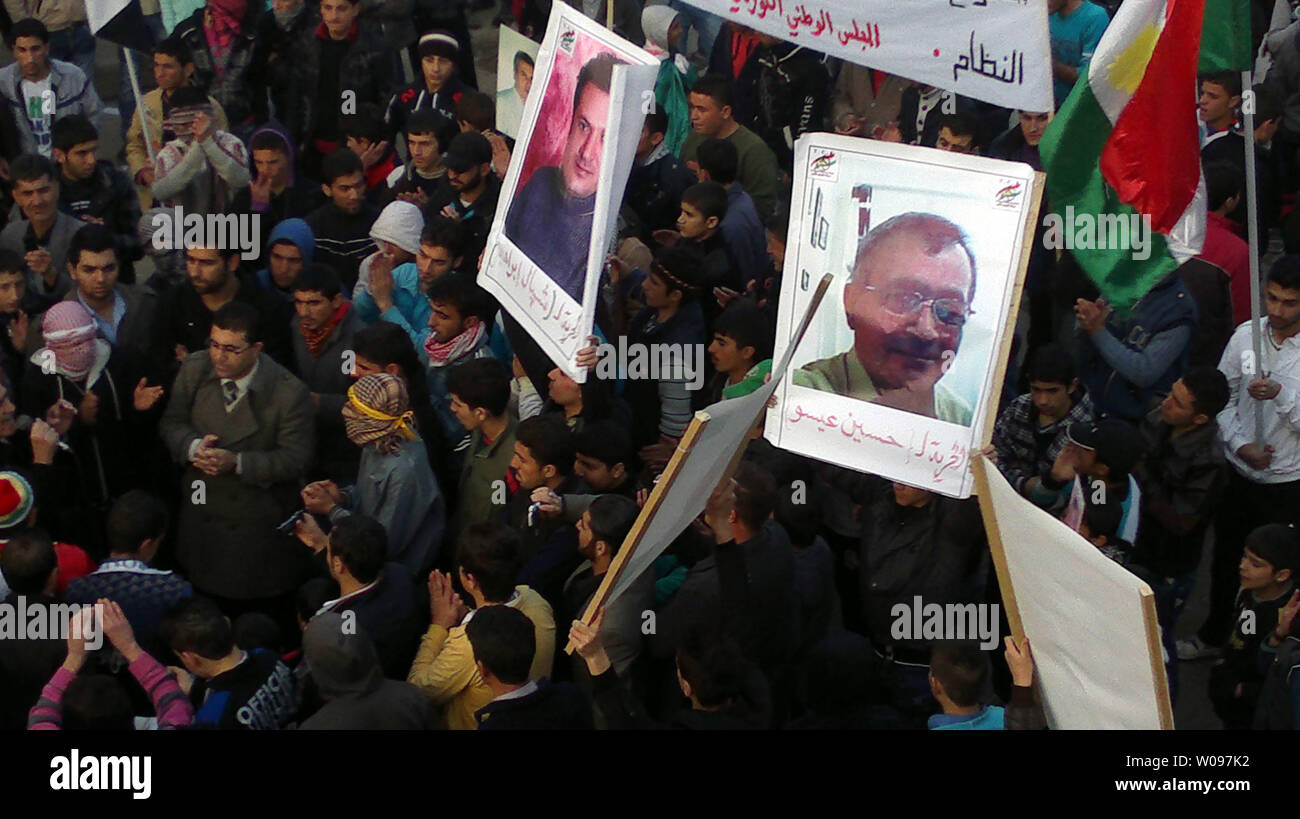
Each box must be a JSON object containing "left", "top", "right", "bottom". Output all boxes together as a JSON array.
[{"left": 1040, "top": 0, "right": 1207, "bottom": 313}]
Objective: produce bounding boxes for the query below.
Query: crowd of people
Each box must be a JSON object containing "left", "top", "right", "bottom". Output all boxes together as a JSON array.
[{"left": 0, "top": 0, "right": 1295, "bottom": 732}]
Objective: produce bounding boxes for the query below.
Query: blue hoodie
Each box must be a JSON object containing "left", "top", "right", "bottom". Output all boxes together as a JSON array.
[{"left": 256, "top": 218, "right": 316, "bottom": 300}]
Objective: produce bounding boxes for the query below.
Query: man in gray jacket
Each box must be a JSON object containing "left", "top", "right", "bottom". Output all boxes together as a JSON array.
[
  {"left": 0, "top": 153, "right": 82, "bottom": 301},
  {"left": 0, "top": 18, "right": 102, "bottom": 159},
  {"left": 160, "top": 300, "right": 314, "bottom": 623}
]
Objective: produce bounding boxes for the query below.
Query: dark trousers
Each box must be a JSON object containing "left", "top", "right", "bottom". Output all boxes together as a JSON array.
[{"left": 1199, "top": 468, "right": 1300, "bottom": 646}]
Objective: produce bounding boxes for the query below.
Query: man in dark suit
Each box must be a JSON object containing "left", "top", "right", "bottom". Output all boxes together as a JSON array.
[{"left": 159, "top": 300, "right": 314, "bottom": 630}]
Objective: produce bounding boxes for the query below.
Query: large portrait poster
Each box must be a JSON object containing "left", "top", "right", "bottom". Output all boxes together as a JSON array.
[
  {"left": 766, "top": 134, "right": 1039, "bottom": 498},
  {"left": 495, "top": 27, "right": 541, "bottom": 139},
  {"left": 479, "top": 10, "right": 658, "bottom": 381}
]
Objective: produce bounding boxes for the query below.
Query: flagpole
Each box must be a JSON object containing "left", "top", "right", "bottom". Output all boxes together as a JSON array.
[
  {"left": 124, "top": 46, "right": 156, "bottom": 164},
  {"left": 1242, "top": 69, "right": 1264, "bottom": 444}
]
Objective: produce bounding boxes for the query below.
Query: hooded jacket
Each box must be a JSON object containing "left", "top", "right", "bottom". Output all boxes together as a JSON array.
[
  {"left": 231, "top": 124, "right": 324, "bottom": 232},
  {"left": 256, "top": 217, "right": 317, "bottom": 299},
  {"left": 300, "top": 612, "right": 435, "bottom": 729}
]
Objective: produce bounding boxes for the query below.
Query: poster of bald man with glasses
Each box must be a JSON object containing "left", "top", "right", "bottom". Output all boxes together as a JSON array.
[{"left": 768, "top": 135, "right": 1041, "bottom": 497}]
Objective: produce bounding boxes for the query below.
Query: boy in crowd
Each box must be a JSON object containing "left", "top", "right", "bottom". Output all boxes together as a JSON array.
[
  {"left": 572, "top": 421, "right": 639, "bottom": 498},
  {"left": 354, "top": 219, "right": 466, "bottom": 351},
  {"left": 386, "top": 110, "right": 452, "bottom": 207},
  {"left": 992, "top": 344, "right": 1095, "bottom": 507},
  {"left": 424, "top": 273, "right": 495, "bottom": 442},
  {"left": 127, "top": 37, "right": 229, "bottom": 209},
  {"left": 699, "top": 301, "right": 772, "bottom": 407},
  {"left": 51, "top": 116, "right": 141, "bottom": 285},
  {"left": 232, "top": 126, "right": 323, "bottom": 234},
  {"left": 342, "top": 106, "right": 400, "bottom": 206},
  {"left": 467, "top": 604, "right": 593, "bottom": 729},
  {"left": 305, "top": 149, "right": 380, "bottom": 293},
  {"left": 386, "top": 31, "right": 468, "bottom": 142},
  {"left": 1132, "top": 367, "right": 1229, "bottom": 693},
  {"left": 407, "top": 522, "right": 554, "bottom": 730},
  {"left": 927, "top": 641, "right": 1004, "bottom": 730},
  {"left": 447, "top": 358, "right": 517, "bottom": 551},
  {"left": 674, "top": 181, "right": 742, "bottom": 318},
  {"left": 1208, "top": 524, "right": 1300, "bottom": 729},
  {"left": 161, "top": 596, "right": 298, "bottom": 730}
]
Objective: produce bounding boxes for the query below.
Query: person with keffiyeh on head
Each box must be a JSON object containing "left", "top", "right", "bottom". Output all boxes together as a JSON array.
[
  {"left": 151, "top": 86, "right": 252, "bottom": 215},
  {"left": 300, "top": 373, "right": 444, "bottom": 576},
  {"left": 19, "top": 302, "right": 165, "bottom": 558}
]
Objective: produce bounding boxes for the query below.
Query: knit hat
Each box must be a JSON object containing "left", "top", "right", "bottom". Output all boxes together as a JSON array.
[
  {"left": 0, "top": 471, "right": 34, "bottom": 530},
  {"left": 42, "top": 301, "right": 98, "bottom": 379},
  {"left": 418, "top": 30, "right": 460, "bottom": 61},
  {"left": 369, "top": 201, "right": 424, "bottom": 256}
]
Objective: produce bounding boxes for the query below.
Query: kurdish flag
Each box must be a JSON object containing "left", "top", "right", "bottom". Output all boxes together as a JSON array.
[
  {"left": 1198, "top": 0, "right": 1251, "bottom": 73},
  {"left": 1040, "top": 0, "right": 1207, "bottom": 313}
]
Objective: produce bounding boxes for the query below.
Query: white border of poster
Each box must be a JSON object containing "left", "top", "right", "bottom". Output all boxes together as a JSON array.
[
  {"left": 678, "top": 0, "right": 1051, "bottom": 112},
  {"left": 765, "top": 133, "right": 1037, "bottom": 498},
  {"left": 479, "top": 10, "right": 657, "bottom": 382},
  {"left": 495, "top": 27, "right": 541, "bottom": 139}
]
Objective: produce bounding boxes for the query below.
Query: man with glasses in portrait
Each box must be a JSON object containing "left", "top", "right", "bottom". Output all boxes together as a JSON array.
[
  {"left": 160, "top": 299, "right": 315, "bottom": 628},
  {"left": 795, "top": 212, "right": 977, "bottom": 425}
]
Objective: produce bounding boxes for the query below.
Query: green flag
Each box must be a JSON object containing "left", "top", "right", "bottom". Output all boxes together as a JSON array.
[{"left": 1198, "top": 0, "right": 1252, "bottom": 72}]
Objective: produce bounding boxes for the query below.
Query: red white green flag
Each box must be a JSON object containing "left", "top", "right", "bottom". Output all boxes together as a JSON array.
[{"left": 1040, "top": 0, "right": 1207, "bottom": 313}]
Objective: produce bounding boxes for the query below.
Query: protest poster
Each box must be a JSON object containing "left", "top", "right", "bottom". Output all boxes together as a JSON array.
[
  {"left": 479, "top": 9, "right": 658, "bottom": 382},
  {"left": 765, "top": 133, "right": 1040, "bottom": 498},
  {"left": 495, "top": 27, "right": 541, "bottom": 139},
  {"left": 973, "top": 456, "right": 1173, "bottom": 730},
  {"left": 677, "top": 0, "right": 1052, "bottom": 111}
]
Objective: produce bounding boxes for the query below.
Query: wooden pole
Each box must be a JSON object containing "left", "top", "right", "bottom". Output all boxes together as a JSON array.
[
  {"left": 1140, "top": 589, "right": 1176, "bottom": 730},
  {"left": 970, "top": 454, "right": 1025, "bottom": 642}
]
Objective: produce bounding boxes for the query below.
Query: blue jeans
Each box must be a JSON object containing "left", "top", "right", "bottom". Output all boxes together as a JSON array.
[
  {"left": 117, "top": 14, "right": 169, "bottom": 141},
  {"left": 48, "top": 23, "right": 97, "bottom": 86},
  {"left": 669, "top": 0, "right": 723, "bottom": 61}
]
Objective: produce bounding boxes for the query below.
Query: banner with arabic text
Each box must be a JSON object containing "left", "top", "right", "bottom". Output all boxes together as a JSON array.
[{"left": 680, "top": 0, "right": 1052, "bottom": 112}]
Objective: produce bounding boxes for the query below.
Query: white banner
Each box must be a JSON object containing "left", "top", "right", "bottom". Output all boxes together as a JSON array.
[
  {"left": 977, "top": 457, "right": 1169, "bottom": 729},
  {"left": 479, "top": 10, "right": 658, "bottom": 381},
  {"left": 678, "top": 0, "right": 1052, "bottom": 112},
  {"left": 766, "top": 134, "right": 1037, "bottom": 498}
]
